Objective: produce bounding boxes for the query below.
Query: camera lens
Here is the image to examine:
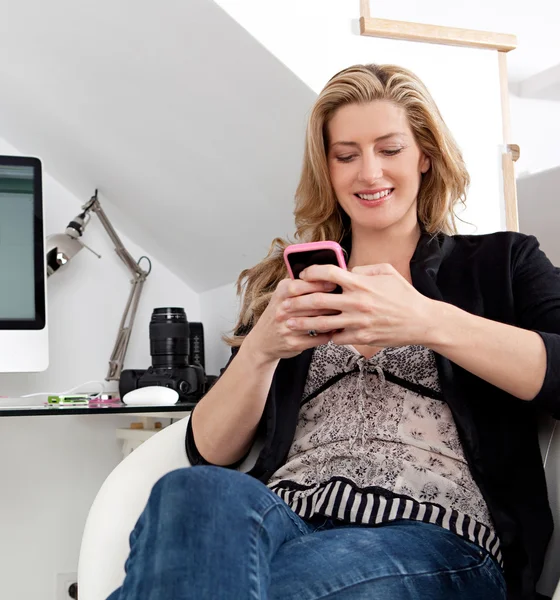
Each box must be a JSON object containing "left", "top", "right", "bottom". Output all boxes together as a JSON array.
[{"left": 149, "top": 307, "right": 190, "bottom": 369}]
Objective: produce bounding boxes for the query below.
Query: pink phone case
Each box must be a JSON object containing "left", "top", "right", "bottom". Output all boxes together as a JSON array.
[{"left": 283, "top": 241, "right": 347, "bottom": 279}]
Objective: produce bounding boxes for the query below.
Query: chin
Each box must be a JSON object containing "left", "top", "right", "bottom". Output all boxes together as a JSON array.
[
  {"left": 343, "top": 199, "right": 417, "bottom": 233},
  {"left": 350, "top": 211, "right": 406, "bottom": 232}
]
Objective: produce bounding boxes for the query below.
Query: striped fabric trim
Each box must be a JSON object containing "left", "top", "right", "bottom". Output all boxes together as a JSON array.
[{"left": 270, "top": 477, "right": 503, "bottom": 568}]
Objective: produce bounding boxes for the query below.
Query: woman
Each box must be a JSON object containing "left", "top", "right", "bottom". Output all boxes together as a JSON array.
[{"left": 109, "top": 64, "right": 559, "bottom": 600}]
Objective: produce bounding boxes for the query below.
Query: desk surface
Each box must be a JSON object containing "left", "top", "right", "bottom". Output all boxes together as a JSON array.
[{"left": 0, "top": 401, "right": 197, "bottom": 417}]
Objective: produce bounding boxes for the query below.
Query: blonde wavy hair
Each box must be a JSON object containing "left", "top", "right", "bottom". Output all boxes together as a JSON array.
[{"left": 225, "top": 63, "right": 470, "bottom": 346}]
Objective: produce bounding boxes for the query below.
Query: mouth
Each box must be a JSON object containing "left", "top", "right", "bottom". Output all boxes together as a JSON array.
[{"left": 354, "top": 188, "right": 394, "bottom": 206}]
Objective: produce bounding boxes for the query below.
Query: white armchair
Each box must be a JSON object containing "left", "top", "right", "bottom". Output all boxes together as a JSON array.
[
  {"left": 78, "top": 416, "right": 261, "bottom": 600},
  {"left": 78, "top": 415, "right": 560, "bottom": 600},
  {"left": 78, "top": 418, "right": 193, "bottom": 600}
]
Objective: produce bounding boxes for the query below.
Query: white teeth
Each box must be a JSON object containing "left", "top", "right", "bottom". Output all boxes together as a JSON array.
[{"left": 357, "top": 189, "right": 392, "bottom": 201}]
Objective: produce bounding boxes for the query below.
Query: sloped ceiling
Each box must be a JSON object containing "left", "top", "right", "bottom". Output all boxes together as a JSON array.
[{"left": 0, "top": 0, "right": 316, "bottom": 291}]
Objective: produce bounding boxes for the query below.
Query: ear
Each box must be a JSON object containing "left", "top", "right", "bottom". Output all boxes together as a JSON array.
[{"left": 420, "top": 154, "right": 430, "bottom": 174}]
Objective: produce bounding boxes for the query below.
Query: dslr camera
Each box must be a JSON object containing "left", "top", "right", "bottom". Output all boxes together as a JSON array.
[{"left": 119, "top": 307, "right": 207, "bottom": 403}]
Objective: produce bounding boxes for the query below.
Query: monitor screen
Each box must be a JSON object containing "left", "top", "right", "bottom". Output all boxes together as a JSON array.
[{"left": 0, "top": 156, "right": 45, "bottom": 330}]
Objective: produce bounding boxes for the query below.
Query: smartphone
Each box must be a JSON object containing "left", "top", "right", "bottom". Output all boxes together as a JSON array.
[{"left": 283, "top": 241, "right": 347, "bottom": 293}]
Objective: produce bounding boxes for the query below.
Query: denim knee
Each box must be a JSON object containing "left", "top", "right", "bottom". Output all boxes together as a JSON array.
[
  {"left": 153, "top": 466, "right": 279, "bottom": 516},
  {"left": 153, "top": 465, "right": 220, "bottom": 498}
]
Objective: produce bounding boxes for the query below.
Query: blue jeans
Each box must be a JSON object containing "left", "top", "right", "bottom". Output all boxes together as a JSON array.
[{"left": 107, "top": 466, "right": 506, "bottom": 600}]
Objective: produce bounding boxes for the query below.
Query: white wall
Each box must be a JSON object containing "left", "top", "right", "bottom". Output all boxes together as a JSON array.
[
  {"left": 0, "top": 138, "right": 200, "bottom": 600},
  {"left": 200, "top": 282, "right": 239, "bottom": 377}
]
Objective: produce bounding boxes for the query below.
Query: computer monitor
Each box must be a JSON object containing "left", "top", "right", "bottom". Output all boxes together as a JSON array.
[{"left": 0, "top": 155, "right": 48, "bottom": 372}]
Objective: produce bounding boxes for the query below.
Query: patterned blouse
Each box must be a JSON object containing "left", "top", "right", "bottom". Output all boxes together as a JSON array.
[{"left": 267, "top": 342, "right": 502, "bottom": 566}]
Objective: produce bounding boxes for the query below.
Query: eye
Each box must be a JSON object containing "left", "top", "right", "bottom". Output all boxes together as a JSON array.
[
  {"left": 381, "top": 148, "right": 403, "bottom": 157},
  {"left": 336, "top": 155, "right": 357, "bottom": 163}
]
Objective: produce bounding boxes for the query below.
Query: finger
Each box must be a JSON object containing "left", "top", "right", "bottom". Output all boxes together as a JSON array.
[
  {"left": 283, "top": 329, "right": 334, "bottom": 349},
  {"left": 351, "top": 263, "right": 394, "bottom": 276},
  {"left": 299, "top": 264, "right": 352, "bottom": 288},
  {"left": 286, "top": 314, "right": 349, "bottom": 333},
  {"left": 285, "top": 308, "right": 342, "bottom": 318},
  {"left": 284, "top": 291, "right": 349, "bottom": 314},
  {"left": 300, "top": 332, "right": 334, "bottom": 346},
  {"left": 276, "top": 278, "right": 337, "bottom": 300}
]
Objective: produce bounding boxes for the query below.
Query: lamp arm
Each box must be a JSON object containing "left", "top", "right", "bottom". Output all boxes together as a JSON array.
[
  {"left": 82, "top": 191, "right": 145, "bottom": 279},
  {"left": 106, "top": 276, "right": 146, "bottom": 381},
  {"left": 82, "top": 191, "right": 150, "bottom": 381}
]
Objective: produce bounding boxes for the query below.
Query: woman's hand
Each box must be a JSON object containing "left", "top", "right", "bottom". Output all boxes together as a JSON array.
[
  {"left": 242, "top": 278, "right": 339, "bottom": 364},
  {"left": 283, "top": 263, "right": 439, "bottom": 349}
]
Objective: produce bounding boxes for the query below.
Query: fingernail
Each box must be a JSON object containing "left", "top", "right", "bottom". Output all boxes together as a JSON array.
[
  {"left": 286, "top": 319, "right": 296, "bottom": 328},
  {"left": 283, "top": 299, "right": 291, "bottom": 309},
  {"left": 323, "top": 282, "right": 335, "bottom": 290}
]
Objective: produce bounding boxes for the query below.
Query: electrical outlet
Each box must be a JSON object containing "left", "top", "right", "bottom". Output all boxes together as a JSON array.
[{"left": 56, "top": 572, "right": 78, "bottom": 600}]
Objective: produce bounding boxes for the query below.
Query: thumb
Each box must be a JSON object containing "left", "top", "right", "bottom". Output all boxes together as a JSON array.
[{"left": 351, "top": 263, "right": 395, "bottom": 276}]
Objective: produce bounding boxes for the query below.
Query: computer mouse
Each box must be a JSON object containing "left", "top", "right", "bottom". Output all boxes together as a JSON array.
[{"left": 122, "top": 386, "right": 179, "bottom": 406}]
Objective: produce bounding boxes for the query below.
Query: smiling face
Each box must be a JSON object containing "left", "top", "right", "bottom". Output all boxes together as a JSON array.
[{"left": 327, "top": 100, "right": 430, "bottom": 236}]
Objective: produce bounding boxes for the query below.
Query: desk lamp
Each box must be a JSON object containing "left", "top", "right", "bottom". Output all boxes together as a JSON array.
[{"left": 46, "top": 190, "right": 151, "bottom": 381}]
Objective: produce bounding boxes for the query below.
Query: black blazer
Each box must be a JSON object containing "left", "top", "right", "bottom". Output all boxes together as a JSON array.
[{"left": 187, "top": 231, "right": 560, "bottom": 600}]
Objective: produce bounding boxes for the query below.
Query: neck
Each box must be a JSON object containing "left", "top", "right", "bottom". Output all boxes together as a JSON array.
[{"left": 347, "top": 220, "right": 421, "bottom": 277}]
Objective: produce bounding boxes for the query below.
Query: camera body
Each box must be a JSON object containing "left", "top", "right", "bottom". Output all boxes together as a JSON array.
[
  {"left": 119, "top": 307, "right": 207, "bottom": 404},
  {"left": 119, "top": 364, "right": 205, "bottom": 403}
]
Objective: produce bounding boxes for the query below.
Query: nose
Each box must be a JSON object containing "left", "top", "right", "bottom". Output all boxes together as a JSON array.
[{"left": 358, "top": 150, "right": 383, "bottom": 184}]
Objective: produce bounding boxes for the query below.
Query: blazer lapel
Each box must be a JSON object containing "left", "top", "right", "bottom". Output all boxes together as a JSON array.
[{"left": 410, "top": 231, "right": 454, "bottom": 300}]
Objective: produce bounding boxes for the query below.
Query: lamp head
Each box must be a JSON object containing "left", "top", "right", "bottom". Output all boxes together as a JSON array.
[{"left": 45, "top": 212, "right": 88, "bottom": 276}]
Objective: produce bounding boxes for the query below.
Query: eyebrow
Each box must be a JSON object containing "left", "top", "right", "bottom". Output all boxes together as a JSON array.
[{"left": 330, "top": 132, "right": 407, "bottom": 148}]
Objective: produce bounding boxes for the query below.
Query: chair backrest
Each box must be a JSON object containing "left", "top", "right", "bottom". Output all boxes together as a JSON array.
[
  {"left": 78, "top": 417, "right": 192, "bottom": 600},
  {"left": 537, "top": 415, "right": 560, "bottom": 598},
  {"left": 78, "top": 417, "right": 264, "bottom": 600}
]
